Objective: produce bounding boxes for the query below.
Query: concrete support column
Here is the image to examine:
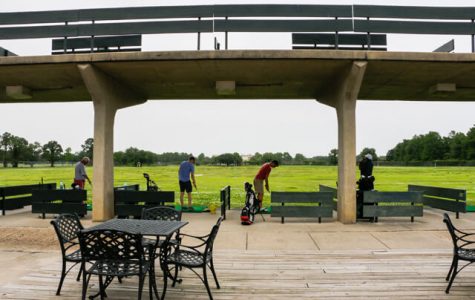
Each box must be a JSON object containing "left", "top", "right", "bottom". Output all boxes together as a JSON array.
[
  {"left": 319, "top": 61, "right": 367, "bottom": 224},
  {"left": 78, "top": 64, "right": 145, "bottom": 221}
]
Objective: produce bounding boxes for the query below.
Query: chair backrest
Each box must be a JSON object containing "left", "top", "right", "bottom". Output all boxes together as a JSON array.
[
  {"left": 78, "top": 229, "right": 144, "bottom": 262},
  {"left": 141, "top": 206, "right": 182, "bottom": 221},
  {"left": 50, "top": 213, "right": 83, "bottom": 247},
  {"left": 443, "top": 213, "right": 460, "bottom": 250},
  {"left": 204, "top": 216, "right": 224, "bottom": 257}
]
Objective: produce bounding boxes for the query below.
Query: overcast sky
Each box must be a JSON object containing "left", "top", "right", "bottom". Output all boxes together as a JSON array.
[{"left": 1, "top": 0, "right": 475, "bottom": 157}]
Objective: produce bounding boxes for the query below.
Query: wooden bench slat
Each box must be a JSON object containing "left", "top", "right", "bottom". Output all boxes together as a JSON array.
[
  {"left": 423, "top": 197, "right": 466, "bottom": 213},
  {"left": 52, "top": 35, "right": 142, "bottom": 50},
  {"left": 363, "top": 205, "right": 423, "bottom": 217},
  {"left": 271, "top": 192, "right": 333, "bottom": 204},
  {"left": 31, "top": 203, "right": 87, "bottom": 215},
  {"left": 408, "top": 185, "right": 466, "bottom": 200},
  {"left": 292, "top": 33, "right": 387, "bottom": 46},
  {"left": 363, "top": 191, "right": 423, "bottom": 203},
  {"left": 272, "top": 206, "right": 333, "bottom": 218}
]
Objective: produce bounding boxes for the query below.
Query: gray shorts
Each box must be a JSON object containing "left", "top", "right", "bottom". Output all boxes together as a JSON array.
[{"left": 253, "top": 178, "right": 264, "bottom": 194}]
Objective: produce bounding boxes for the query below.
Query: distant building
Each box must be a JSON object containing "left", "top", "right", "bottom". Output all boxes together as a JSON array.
[{"left": 241, "top": 154, "right": 253, "bottom": 162}]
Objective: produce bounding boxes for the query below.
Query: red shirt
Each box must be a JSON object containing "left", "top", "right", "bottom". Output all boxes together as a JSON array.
[{"left": 255, "top": 163, "right": 272, "bottom": 180}]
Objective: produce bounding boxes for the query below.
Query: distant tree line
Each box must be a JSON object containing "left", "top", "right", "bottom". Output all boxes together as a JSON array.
[
  {"left": 2, "top": 124, "right": 474, "bottom": 167},
  {"left": 386, "top": 125, "right": 475, "bottom": 163},
  {"left": 0, "top": 132, "right": 93, "bottom": 167}
]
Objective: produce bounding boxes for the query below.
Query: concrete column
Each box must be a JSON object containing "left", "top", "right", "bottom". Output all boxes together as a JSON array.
[
  {"left": 78, "top": 64, "right": 145, "bottom": 221},
  {"left": 319, "top": 61, "right": 367, "bottom": 224}
]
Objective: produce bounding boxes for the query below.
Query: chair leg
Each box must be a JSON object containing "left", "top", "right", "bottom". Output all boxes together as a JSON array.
[
  {"left": 81, "top": 270, "right": 90, "bottom": 300},
  {"left": 161, "top": 266, "right": 168, "bottom": 300},
  {"left": 172, "top": 264, "right": 179, "bottom": 287},
  {"left": 56, "top": 260, "right": 67, "bottom": 295},
  {"left": 203, "top": 266, "right": 213, "bottom": 300},
  {"left": 138, "top": 274, "right": 145, "bottom": 300},
  {"left": 446, "top": 256, "right": 456, "bottom": 281},
  {"left": 446, "top": 258, "right": 459, "bottom": 294},
  {"left": 76, "top": 266, "right": 82, "bottom": 282},
  {"left": 209, "top": 259, "right": 220, "bottom": 289},
  {"left": 99, "top": 275, "right": 105, "bottom": 300}
]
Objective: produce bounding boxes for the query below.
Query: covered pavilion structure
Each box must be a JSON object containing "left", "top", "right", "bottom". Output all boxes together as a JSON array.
[
  {"left": 1, "top": 50, "right": 474, "bottom": 223},
  {"left": 1, "top": 4, "right": 475, "bottom": 223}
]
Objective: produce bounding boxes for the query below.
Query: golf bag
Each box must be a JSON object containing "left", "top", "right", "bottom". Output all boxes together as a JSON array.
[
  {"left": 356, "top": 175, "right": 375, "bottom": 218},
  {"left": 143, "top": 173, "right": 160, "bottom": 191},
  {"left": 241, "top": 182, "right": 259, "bottom": 225}
]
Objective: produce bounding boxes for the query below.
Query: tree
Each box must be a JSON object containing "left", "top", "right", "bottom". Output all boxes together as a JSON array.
[
  {"left": 42, "top": 140, "right": 64, "bottom": 167},
  {"left": 63, "top": 147, "right": 77, "bottom": 163},
  {"left": 9, "top": 135, "right": 29, "bottom": 167},
  {"left": 358, "top": 147, "right": 378, "bottom": 162},
  {"left": 328, "top": 149, "right": 338, "bottom": 165},
  {"left": 80, "top": 138, "right": 94, "bottom": 161},
  {"left": 294, "top": 153, "right": 307, "bottom": 165},
  {"left": 0, "top": 132, "right": 12, "bottom": 167}
]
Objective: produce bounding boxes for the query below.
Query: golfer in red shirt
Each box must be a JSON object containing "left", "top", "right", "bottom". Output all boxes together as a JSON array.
[{"left": 253, "top": 160, "right": 279, "bottom": 209}]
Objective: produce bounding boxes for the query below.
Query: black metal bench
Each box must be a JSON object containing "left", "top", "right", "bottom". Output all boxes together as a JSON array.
[
  {"left": 52, "top": 34, "right": 142, "bottom": 54},
  {"left": 408, "top": 185, "right": 466, "bottom": 219},
  {"left": 220, "top": 185, "right": 231, "bottom": 220},
  {"left": 271, "top": 191, "right": 333, "bottom": 223},
  {"left": 362, "top": 191, "right": 423, "bottom": 222},
  {"left": 32, "top": 189, "right": 87, "bottom": 219},
  {"left": 0, "top": 183, "right": 56, "bottom": 215},
  {"left": 114, "top": 190, "right": 175, "bottom": 218},
  {"left": 292, "top": 33, "right": 387, "bottom": 50}
]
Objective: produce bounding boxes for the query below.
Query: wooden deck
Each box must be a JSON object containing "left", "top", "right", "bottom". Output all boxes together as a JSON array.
[{"left": 2, "top": 248, "right": 474, "bottom": 299}]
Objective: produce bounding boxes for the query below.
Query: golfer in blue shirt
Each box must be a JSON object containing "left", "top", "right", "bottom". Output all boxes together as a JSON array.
[{"left": 178, "top": 156, "right": 197, "bottom": 209}]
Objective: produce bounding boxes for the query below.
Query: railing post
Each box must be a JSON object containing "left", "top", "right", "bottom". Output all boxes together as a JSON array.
[
  {"left": 197, "top": 17, "right": 201, "bottom": 50},
  {"left": 472, "top": 19, "right": 474, "bottom": 53},
  {"left": 225, "top": 16, "right": 229, "bottom": 50}
]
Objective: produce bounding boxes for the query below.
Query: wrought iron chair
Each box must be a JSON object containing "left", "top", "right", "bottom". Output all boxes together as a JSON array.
[
  {"left": 443, "top": 213, "right": 475, "bottom": 293},
  {"left": 142, "top": 206, "right": 182, "bottom": 248},
  {"left": 164, "top": 216, "right": 224, "bottom": 300},
  {"left": 50, "top": 213, "right": 84, "bottom": 295},
  {"left": 77, "top": 229, "right": 159, "bottom": 300}
]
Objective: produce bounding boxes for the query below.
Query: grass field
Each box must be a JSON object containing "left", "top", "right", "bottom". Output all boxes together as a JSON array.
[{"left": 0, "top": 165, "right": 474, "bottom": 207}]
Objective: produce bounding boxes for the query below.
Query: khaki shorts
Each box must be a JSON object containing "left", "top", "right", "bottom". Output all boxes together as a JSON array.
[{"left": 253, "top": 178, "right": 264, "bottom": 194}]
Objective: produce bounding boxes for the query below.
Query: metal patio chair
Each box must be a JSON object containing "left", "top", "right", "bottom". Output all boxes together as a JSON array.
[
  {"left": 50, "top": 213, "right": 84, "bottom": 295},
  {"left": 443, "top": 213, "right": 475, "bottom": 293},
  {"left": 164, "top": 216, "right": 224, "bottom": 300},
  {"left": 77, "top": 229, "right": 159, "bottom": 300},
  {"left": 141, "top": 206, "right": 182, "bottom": 248}
]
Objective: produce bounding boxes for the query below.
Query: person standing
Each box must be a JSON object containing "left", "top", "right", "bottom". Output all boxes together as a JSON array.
[
  {"left": 178, "top": 156, "right": 197, "bottom": 209},
  {"left": 74, "top": 157, "right": 92, "bottom": 189},
  {"left": 253, "top": 160, "right": 279, "bottom": 209}
]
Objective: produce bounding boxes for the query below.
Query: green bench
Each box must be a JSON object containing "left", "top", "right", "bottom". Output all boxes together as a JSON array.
[
  {"left": 292, "top": 33, "right": 387, "bottom": 50},
  {"left": 220, "top": 185, "right": 231, "bottom": 220},
  {"left": 362, "top": 191, "right": 423, "bottom": 222},
  {"left": 271, "top": 191, "right": 333, "bottom": 223},
  {"left": 114, "top": 184, "right": 140, "bottom": 191},
  {"left": 408, "top": 185, "right": 466, "bottom": 219},
  {"left": 318, "top": 184, "right": 338, "bottom": 211},
  {"left": 52, "top": 34, "right": 142, "bottom": 54},
  {"left": 0, "top": 183, "right": 56, "bottom": 215},
  {"left": 114, "top": 190, "right": 175, "bottom": 218},
  {"left": 32, "top": 189, "right": 87, "bottom": 219}
]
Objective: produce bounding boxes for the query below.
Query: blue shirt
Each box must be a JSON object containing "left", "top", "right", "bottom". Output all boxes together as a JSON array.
[{"left": 178, "top": 161, "right": 195, "bottom": 182}]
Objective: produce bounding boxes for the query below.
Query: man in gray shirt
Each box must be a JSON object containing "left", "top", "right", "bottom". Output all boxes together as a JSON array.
[{"left": 74, "top": 157, "right": 92, "bottom": 189}]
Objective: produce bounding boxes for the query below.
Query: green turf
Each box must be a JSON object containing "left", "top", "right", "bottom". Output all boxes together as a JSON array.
[{"left": 0, "top": 165, "right": 474, "bottom": 207}]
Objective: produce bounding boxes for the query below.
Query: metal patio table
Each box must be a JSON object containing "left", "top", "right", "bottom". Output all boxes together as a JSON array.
[{"left": 82, "top": 219, "right": 188, "bottom": 299}]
